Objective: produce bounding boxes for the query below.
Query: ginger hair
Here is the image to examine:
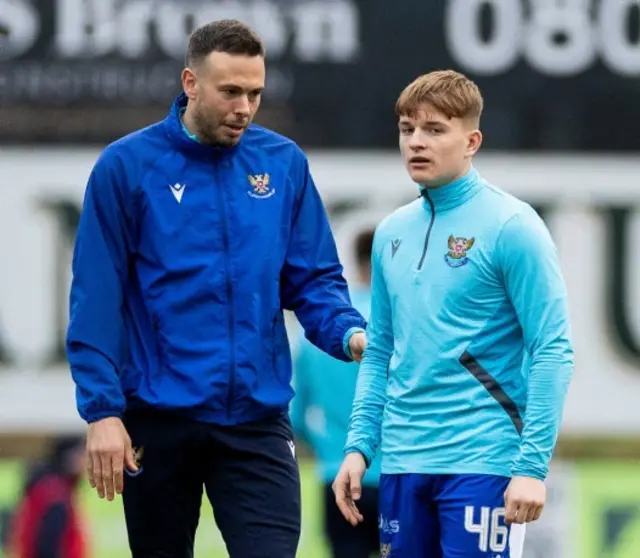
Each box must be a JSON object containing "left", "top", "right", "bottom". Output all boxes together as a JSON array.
[{"left": 395, "top": 70, "right": 484, "bottom": 127}]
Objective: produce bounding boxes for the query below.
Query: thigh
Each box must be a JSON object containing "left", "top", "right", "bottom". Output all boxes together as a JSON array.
[
  {"left": 437, "top": 474, "right": 526, "bottom": 558},
  {"left": 379, "top": 474, "right": 441, "bottom": 558},
  {"left": 122, "top": 409, "right": 205, "bottom": 557},
  {"left": 323, "top": 483, "right": 373, "bottom": 558},
  {"left": 204, "top": 413, "right": 301, "bottom": 558}
]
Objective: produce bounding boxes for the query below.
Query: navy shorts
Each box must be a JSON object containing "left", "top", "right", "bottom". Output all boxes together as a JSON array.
[
  {"left": 122, "top": 408, "right": 300, "bottom": 558},
  {"left": 378, "top": 473, "right": 526, "bottom": 558}
]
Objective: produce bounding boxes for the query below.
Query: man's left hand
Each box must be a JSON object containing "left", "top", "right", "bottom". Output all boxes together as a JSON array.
[
  {"left": 504, "top": 476, "right": 546, "bottom": 524},
  {"left": 348, "top": 332, "right": 367, "bottom": 363}
]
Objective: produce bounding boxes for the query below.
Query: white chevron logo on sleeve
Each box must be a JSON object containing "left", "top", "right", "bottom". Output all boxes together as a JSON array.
[{"left": 169, "top": 183, "right": 186, "bottom": 203}]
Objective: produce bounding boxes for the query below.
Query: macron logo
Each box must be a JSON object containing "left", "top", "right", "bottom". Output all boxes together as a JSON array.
[
  {"left": 170, "top": 183, "right": 186, "bottom": 203},
  {"left": 391, "top": 238, "right": 402, "bottom": 258}
]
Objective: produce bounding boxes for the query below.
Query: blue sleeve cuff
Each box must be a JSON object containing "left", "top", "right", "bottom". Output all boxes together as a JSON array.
[
  {"left": 343, "top": 327, "right": 366, "bottom": 359},
  {"left": 83, "top": 409, "right": 124, "bottom": 424}
]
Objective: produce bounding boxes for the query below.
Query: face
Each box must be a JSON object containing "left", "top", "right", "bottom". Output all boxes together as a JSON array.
[
  {"left": 398, "top": 104, "right": 482, "bottom": 187},
  {"left": 182, "top": 52, "right": 265, "bottom": 146}
]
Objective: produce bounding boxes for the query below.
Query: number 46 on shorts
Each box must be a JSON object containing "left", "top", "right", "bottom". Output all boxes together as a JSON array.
[{"left": 464, "top": 506, "right": 508, "bottom": 554}]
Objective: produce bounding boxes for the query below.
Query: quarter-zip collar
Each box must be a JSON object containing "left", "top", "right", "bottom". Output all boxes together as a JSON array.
[{"left": 419, "top": 166, "right": 483, "bottom": 212}]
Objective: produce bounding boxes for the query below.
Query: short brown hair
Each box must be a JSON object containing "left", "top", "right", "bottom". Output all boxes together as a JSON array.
[
  {"left": 395, "top": 70, "right": 483, "bottom": 125},
  {"left": 186, "top": 19, "right": 265, "bottom": 67}
]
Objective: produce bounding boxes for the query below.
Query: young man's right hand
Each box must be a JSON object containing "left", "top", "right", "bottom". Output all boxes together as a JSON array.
[
  {"left": 86, "top": 417, "right": 138, "bottom": 501},
  {"left": 332, "top": 452, "right": 367, "bottom": 526}
]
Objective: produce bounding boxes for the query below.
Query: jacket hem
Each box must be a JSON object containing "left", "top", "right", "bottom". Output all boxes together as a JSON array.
[{"left": 125, "top": 398, "right": 288, "bottom": 426}]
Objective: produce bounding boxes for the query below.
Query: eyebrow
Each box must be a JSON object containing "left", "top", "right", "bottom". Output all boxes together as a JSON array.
[
  {"left": 218, "top": 84, "right": 264, "bottom": 92},
  {"left": 398, "top": 118, "right": 448, "bottom": 127}
]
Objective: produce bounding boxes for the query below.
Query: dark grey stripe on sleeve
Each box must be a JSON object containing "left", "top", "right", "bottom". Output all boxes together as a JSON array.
[{"left": 459, "top": 351, "right": 523, "bottom": 435}]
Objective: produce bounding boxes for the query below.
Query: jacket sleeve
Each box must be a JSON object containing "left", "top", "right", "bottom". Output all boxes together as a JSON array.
[
  {"left": 66, "top": 148, "right": 132, "bottom": 423},
  {"left": 496, "top": 208, "right": 574, "bottom": 481},
  {"left": 280, "top": 149, "right": 366, "bottom": 361},
  {"left": 344, "top": 230, "right": 392, "bottom": 466}
]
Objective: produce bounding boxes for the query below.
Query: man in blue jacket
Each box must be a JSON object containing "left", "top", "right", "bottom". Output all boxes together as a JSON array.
[
  {"left": 66, "top": 19, "right": 366, "bottom": 558},
  {"left": 333, "top": 70, "right": 574, "bottom": 557},
  {"left": 290, "top": 228, "right": 381, "bottom": 558}
]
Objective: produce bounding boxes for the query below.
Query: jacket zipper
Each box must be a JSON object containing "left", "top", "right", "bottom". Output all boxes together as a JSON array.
[
  {"left": 417, "top": 192, "right": 436, "bottom": 270},
  {"left": 215, "top": 163, "right": 237, "bottom": 422}
]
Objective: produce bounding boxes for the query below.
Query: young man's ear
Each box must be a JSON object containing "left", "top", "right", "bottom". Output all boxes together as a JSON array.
[{"left": 466, "top": 129, "right": 483, "bottom": 157}]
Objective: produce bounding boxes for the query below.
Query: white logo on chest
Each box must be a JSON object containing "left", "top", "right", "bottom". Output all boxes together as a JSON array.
[{"left": 169, "top": 183, "right": 185, "bottom": 203}]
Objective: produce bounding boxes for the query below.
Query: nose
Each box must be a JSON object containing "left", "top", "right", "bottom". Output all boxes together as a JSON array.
[
  {"left": 408, "top": 128, "right": 427, "bottom": 151},
  {"left": 234, "top": 95, "right": 251, "bottom": 118}
]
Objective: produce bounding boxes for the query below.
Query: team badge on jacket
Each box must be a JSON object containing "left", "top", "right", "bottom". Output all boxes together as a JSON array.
[
  {"left": 380, "top": 543, "right": 392, "bottom": 557},
  {"left": 248, "top": 174, "right": 275, "bottom": 199},
  {"left": 445, "top": 235, "right": 475, "bottom": 267}
]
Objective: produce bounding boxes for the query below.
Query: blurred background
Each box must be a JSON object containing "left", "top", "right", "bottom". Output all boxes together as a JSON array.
[{"left": 1, "top": 0, "right": 639, "bottom": 556}]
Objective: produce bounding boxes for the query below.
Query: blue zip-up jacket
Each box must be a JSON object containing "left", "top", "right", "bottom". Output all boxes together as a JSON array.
[
  {"left": 66, "top": 93, "right": 366, "bottom": 425},
  {"left": 345, "top": 167, "right": 574, "bottom": 481},
  {"left": 290, "top": 287, "right": 381, "bottom": 486}
]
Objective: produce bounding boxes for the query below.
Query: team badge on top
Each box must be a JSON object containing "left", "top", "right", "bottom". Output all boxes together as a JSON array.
[
  {"left": 248, "top": 174, "right": 275, "bottom": 199},
  {"left": 445, "top": 235, "right": 475, "bottom": 267}
]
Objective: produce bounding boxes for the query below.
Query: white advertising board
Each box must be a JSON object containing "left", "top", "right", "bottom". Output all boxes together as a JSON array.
[{"left": 0, "top": 147, "right": 638, "bottom": 433}]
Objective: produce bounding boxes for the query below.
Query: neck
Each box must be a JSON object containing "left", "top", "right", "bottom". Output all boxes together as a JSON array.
[{"left": 181, "top": 104, "right": 206, "bottom": 143}]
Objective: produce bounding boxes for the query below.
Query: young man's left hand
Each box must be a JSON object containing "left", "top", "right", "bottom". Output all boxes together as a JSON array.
[
  {"left": 348, "top": 332, "right": 367, "bottom": 363},
  {"left": 504, "top": 476, "right": 546, "bottom": 524}
]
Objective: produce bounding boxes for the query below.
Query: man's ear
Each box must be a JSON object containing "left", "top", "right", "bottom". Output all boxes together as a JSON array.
[{"left": 181, "top": 67, "right": 198, "bottom": 100}]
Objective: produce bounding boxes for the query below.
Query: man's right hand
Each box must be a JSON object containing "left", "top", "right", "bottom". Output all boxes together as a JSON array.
[
  {"left": 332, "top": 452, "right": 367, "bottom": 526},
  {"left": 86, "top": 417, "right": 138, "bottom": 501}
]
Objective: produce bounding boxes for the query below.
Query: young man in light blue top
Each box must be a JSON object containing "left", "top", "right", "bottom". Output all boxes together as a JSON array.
[
  {"left": 332, "top": 70, "right": 574, "bottom": 558},
  {"left": 291, "top": 229, "right": 381, "bottom": 558}
]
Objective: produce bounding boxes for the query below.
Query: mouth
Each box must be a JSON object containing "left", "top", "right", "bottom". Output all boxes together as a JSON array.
[
  {"left": 224, "top": 123, "right": 246, "bottom": 136},
  {"left": 409, "top": 156, "right": 432, "bottom": 165}
]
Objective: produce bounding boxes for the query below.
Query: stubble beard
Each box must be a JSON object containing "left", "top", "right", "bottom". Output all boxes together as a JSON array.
[{"left": 192, "top": 105, "right": 230, "bottom": 146}]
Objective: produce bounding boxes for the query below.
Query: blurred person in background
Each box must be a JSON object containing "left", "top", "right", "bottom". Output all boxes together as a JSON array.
[
  {"left": 7, "top": 435, "right": 88, "bottom": 558},
  {"left": 65, "top": 18, "right": 366, "bottom": 558},
  {"left": 291, "top": 228, "right": 380, "bottom": 558},
  {"left": 333, "top": 70, "right": 574, "bottom": 558}
]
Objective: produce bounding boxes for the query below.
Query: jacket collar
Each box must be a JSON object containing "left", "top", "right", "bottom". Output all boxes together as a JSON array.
[{"left": 419, "top": 166, "right": 483, "bottom": 212}]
